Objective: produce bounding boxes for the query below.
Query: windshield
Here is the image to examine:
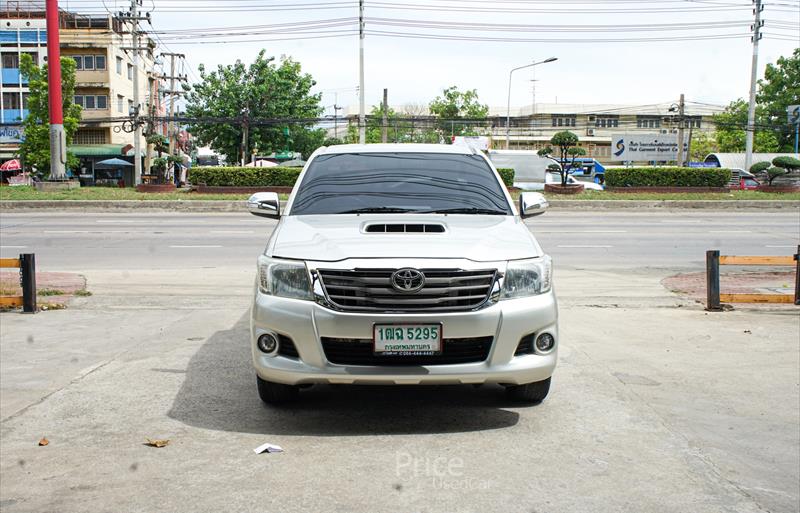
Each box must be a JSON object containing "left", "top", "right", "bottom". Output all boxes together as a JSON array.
[{"left": 289, "top": 152, "right": 513, "bottom": 215}]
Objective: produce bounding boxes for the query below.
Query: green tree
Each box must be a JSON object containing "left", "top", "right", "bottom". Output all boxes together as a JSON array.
[
  {"left": 757, "top": 48, "right": 800, "bottom": 152},
  {"left": 689, "top": 132, "right": 718, "bottom": 162},
  {"left": 749, "top": 161, "right": 771, "bottom": 174},
  {"left": 567, "top": 146, "right": 587, "bottom": 173},
  {"left": 549, "top": 131, "right": 580, "bottom": 186},
  {"left": 714, "top": 99, "right": 779, "bottom": 153},
  {"left": 714, "top": 50, "right": 798, "bottom": 153},
  {"left": 18, "top": 54, "right": 81, "bottom": 176},
  {"left": 428, "top": 86, "right": 489, "bottom": 137},
  {"left": 185, "top": 51, "right": 322, "bottom": 164},
  {"left": 344, "top": 105, "right": 440, "bottom": 144}
]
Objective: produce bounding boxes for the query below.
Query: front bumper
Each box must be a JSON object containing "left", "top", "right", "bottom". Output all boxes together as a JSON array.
[{"left": 250, "top": 289, "right": 558, "bottom": 386}]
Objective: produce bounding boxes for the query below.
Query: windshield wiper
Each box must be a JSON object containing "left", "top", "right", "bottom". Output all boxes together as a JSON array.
[
  {"left": 339, "top": 207, "right": 417, "bottom": 214},
  {"left": 419, "top": 208, "right": 508, "bottom": 215}
]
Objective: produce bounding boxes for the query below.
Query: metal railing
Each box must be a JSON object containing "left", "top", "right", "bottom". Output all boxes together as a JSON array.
[
  {"left": 0, "top": 253, "right": 36, "bottom": 313},
  {"left": 706, "top": 247, "right": 800, "bottom": 310}
]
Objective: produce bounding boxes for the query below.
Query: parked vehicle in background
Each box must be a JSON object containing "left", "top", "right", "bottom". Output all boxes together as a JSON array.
[
  {"left": 517, "top": 172, "right": 604, "bottom": 191},
  {"left": 557, "top": 157, "right": 606, "bottom": 185},
  {"left": 487, "top": 149, "right": 561, "bottom": 188},
  {"left": 247, "top": 144, "right": 558, "bottom": 404},
  {"left": 728, "top": 169, "right": 761, "bottom": 190}
]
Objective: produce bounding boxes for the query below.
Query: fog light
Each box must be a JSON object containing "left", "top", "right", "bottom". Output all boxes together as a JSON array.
[
  {"left": 535, "top": 333, "right": 555, "bottom": 353},
  {"left": 257, "top": 333, "right": 278, "bottom": 354}
]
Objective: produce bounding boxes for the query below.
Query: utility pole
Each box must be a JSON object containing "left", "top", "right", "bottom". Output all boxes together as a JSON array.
[
  {"left": 130, "top": 0, "right": 141, "bottom": 184},
  {"left": 358, "top": 0, "right": 366, "bottom": 144},
  {"left": 118, "top": 0, "right": 150, "bottom": 185},
  {"left": 676, "top": 93, "right": 686, "bottom": 167},
  {"left": 45, "top": 0, "right": 66, "bottom": 181},
  {"left": 381, "top": 88, "right": 388, "bottom": 143},
  {"left": 160, "top": 52, "right": 187, "bottom": 181},
  {"left": 745, "top": 0, "right": 763, "bottom": 172},
  {"left": 333, "top": 92, "right": 342, "bottom": 140}
]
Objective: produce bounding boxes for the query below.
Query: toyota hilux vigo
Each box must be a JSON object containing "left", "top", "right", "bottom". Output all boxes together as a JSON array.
[{"left": 247, "top": 144, "right": 557, "bottom": 403}]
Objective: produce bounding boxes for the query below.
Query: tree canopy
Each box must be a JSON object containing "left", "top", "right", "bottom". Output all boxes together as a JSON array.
[
  {"left": 549, "top": 131, "right": 580, "bottom": 186},
  {"left": 185, "top": 51, "right": 322, "bottom": 163},
  {"left": 428, "top": 86, "right": 489, "bottom": 136},
  {"left": 18, "top": 54, "right": 81, "bottom": 176},
  {"left": 757, "top": 48, "right": 800, "bottom": 152},
  {"left": 714, "top": 49, "right": 799, "bottom": 153}
]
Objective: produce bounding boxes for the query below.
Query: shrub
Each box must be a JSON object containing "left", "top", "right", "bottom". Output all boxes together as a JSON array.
[
  {"left": 772, "top": 156, "right": 800, "bottom": 172},
  {"left": 496, "top": 168, "right": 514, "bottom": 187},
  {"left": 189, "top": 166, "right": 301, "bottom": 187},
  {"left": 750, "top": 161, "right": 771, "bottom": 174},
  {"left": 605, "top": 167, "right": 731, "bottom": 188}
]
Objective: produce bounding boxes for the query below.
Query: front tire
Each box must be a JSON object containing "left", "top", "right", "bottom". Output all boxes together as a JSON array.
[
  {"left": 257, "top": 375, "right": 299, "bottom": 404},
  {"left": 506, "top": 377, "right": 551, "bottom": 403}
]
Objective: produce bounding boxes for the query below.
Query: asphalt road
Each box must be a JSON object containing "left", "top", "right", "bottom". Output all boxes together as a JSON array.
[{"left": 1, "top": 210, "right": 798, "bottom": 271}]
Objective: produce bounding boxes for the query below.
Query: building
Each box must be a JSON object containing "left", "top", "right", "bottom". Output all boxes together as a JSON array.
[
  {"left": 59, "top": 11, "right": 158, "bottom": 185},
  {"left": 343, "top": 102, "right": 725, "bottom": 165},
  {"left": 1, "top": 2, "right": 164, "bottom": 185},
  {"left": 486, "top": 102, "right": 725, "bottom": 162},
  {"left": 0, "top": 12, "right": 47, "bottom": 164}
]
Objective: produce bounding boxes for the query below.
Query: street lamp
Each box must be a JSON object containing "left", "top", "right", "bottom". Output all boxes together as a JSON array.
[{"left": 506, "top": 57, "right": 557, "bottom": 149}]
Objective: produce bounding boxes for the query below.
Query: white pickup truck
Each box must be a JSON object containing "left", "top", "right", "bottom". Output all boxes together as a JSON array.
[{"left": 247, "top": 144, "right": 558, "bottom": 404}]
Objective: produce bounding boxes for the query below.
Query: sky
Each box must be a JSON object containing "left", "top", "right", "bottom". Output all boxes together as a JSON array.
[{"left": 54, "top": 0, "right": 800, "bottom": 116}]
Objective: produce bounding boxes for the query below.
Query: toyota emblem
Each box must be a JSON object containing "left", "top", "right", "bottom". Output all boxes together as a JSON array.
[{"left": 391, "top": 268, "right": 425, "bottom": 293}]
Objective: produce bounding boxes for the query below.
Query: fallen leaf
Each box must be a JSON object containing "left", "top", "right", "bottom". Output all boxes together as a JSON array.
[
  {"left": 38, "top": 437, "right": 49, "bottom": 446},
  {"left": 144, "top": 438, "right": 169, "bottom": 448},
  {"left": 744, "top": 330, "right": 752, "bottom": 334}
]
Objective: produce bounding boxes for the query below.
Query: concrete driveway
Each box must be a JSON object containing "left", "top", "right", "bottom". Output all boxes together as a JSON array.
[{"left": 1, "top": 265, "right": 797, "bottom": 513}]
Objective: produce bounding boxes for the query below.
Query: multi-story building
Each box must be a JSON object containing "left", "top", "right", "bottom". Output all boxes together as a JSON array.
[
  {"left": 59, "top": 11, "right": 158, "bottom": 185},
  {"left": 0, "top": 12, "right": 47, "bottom": 164},
  {"left": 1, "top": 3, "right": 163, "bottom": 184}
]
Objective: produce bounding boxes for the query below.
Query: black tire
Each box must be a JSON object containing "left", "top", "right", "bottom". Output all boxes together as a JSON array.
[
  {"left": 256, "top": 375, "right": 299, "bottom": 404},
  {"left": 506, "top": 377, "right": 551, "bottom": 403}
]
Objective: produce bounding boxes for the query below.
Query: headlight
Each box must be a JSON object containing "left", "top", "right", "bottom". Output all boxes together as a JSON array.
[
  {"left": 501, "top": 256, "right": 552, "bottom": 299},
  {"left": 257, "top": 255, "right": 313, "bottom": 300}
]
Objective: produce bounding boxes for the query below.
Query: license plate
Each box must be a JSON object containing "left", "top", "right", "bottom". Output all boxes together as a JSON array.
[{"left": 373, "top": 324, "right": 442, "bottom": 356}]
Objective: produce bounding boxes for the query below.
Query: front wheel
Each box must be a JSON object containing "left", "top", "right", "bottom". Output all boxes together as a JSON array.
[
  {"left": 257, "top": 375, "right": 299, "bottom": 404},
  {"left": 506, "top": 377, "right": 551, "bottom": 403}
]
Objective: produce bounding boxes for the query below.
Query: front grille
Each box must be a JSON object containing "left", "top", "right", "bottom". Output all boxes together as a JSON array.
[
  {"left": 316, "top": 268, "right": 497, "bottom": 312},
  {"left": 277, "top": 334, "right": 299, "bottom": 358},
  {"left": 321, "top": 336, "right": 493, "bottom": 366}
]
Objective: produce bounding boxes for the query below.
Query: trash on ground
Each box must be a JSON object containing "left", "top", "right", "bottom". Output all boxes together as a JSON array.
[
  {"left": 253, "top": 442, "right": 283, "bottom": 454},
  {"left": 144, "top": 438, "right": 170, "bottom": 448},
  {"left": 38, "top": 437, "right": 49, "bottom": 446}
]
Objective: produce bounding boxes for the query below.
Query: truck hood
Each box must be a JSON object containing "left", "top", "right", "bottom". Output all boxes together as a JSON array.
[{"left": 269, "top": 215, "right": 542, "bottom": 262}]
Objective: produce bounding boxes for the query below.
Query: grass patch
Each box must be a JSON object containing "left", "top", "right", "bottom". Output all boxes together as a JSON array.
[
  {"left": 74, "top": 289, "right": 93, "bottom": 297},
  {"left": 0, "top": 288, "right": 19, "bottom": 295},
  {"left": 0, "top": 186, "right": 289, "bottom": 201},
  {"left": 37, "top": 288, "right": 66, "bottom": 296}
]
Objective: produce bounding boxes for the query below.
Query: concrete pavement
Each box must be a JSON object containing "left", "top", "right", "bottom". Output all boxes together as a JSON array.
[{"left": 0, "top": 211, "right": 798, "bottom": 512}]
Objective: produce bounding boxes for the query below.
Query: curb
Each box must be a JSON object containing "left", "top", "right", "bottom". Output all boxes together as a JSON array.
[{"left": 1, "top": 199, "right": 798, "bottom": 212}]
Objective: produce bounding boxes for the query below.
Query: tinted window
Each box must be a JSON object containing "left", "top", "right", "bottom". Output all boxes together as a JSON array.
[{"left": 290, "top": 152, "right": 512, "bottom": 215}]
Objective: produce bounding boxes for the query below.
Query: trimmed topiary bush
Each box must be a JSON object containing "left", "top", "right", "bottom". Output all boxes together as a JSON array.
[
  {"left": 496, "top": 168, "right": 514, "bottom": 187},
  {"left": 605, "top": 167, "right": 731, "bottom": 188},
  {"left": 189, "top": 166, "right": 301, "bottom": 187}
]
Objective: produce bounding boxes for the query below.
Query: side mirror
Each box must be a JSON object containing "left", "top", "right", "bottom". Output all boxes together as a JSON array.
[
  {"left": 247, "top": 192, "right": 280, "bottom": 219},
  {"left": 519, "top": 192, "right": 548, "bottom": 218}
]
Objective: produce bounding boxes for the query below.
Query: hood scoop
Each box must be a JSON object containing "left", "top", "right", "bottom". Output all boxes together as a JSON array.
[{"left": 364, "top": 223, "right": 446, "bottom": 233}]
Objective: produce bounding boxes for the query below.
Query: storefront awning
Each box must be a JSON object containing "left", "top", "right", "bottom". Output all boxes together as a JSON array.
[{"left": 69, "top": 144, "right": 126, "bottom": 157}]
